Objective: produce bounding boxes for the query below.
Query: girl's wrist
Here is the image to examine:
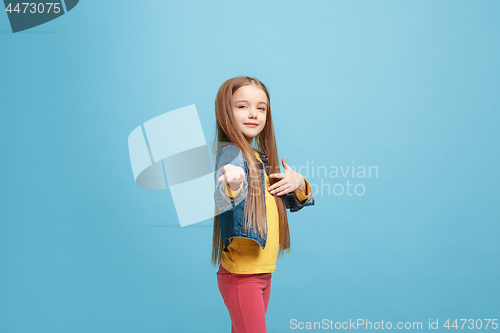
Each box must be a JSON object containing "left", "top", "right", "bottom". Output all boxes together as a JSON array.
[
  {"left": 297, "top": 177, "right": 306, "bottom": 192},
  {"left": 228, "top": 181, "right": 243, "bottom": 191}
]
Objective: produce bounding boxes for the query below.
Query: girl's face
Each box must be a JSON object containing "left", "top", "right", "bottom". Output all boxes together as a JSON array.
[{"left": 231, "top": 84, "right": 268, "bottom": 146}]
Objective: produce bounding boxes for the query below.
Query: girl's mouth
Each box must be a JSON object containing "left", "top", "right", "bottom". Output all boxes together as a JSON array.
[{"left": 244, "top": 123, "right": 258, "bottom": 127}]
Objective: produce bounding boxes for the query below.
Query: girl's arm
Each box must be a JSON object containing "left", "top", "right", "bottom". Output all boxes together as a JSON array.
[
  {"left": 286, "top": 195, "right": 314, "bottom": 212},
  {"left": 214, "top": 145, "right": 248, "bottom": 213},
  {"left": 293, "top": 178, "right": 312, "bottom": 202},
  {"left": 286, "top": 179, "right": 314, "bottom": 212}
]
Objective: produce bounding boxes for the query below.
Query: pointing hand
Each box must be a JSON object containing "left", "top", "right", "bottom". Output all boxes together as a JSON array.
[{"left": 218, "top": 164, "right": 245, "bottom": 191}]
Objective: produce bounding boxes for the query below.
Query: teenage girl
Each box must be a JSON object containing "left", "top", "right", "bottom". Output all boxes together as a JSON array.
[{"left": 212, "top": 76, "right": 315, "bottom": 333}]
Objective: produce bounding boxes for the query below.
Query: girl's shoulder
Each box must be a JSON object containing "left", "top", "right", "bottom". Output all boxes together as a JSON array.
[
  {"left": 216, "top": 143, "right": 242, "bottom": 156},
  {"left": 215, "top": 143, "right": 245, "bottom": 167}
]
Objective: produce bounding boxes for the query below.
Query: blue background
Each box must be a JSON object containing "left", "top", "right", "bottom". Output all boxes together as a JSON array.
[{"left": 1, "top": 1, "right": 499, "bottom": 332}]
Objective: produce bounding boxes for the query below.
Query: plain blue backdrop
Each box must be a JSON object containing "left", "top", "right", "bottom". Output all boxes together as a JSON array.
[{"left": 1, "top": 1, "right": 499, "bottom": 332}]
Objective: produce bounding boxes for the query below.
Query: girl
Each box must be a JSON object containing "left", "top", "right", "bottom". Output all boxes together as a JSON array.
[{"left": 212, "top": 76, "right": 314, "bottom": 333}]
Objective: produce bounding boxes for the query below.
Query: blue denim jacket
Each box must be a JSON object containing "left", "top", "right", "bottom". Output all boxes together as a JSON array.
[{"left": 214, "top": 144, "right": 315, "bottom": 250}]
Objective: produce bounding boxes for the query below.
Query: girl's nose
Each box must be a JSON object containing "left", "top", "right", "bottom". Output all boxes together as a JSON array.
[{"left": 249, "top": 107, "right": 257, "bottom": 118}]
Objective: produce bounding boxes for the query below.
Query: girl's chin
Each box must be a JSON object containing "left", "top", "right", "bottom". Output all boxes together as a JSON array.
[
  {"left": 243, "top": 134, "right": 257, "bottom": 142},
  {"left": 244, "top": 132, "right": 259, "bottom": 138},
  {"left": 240, "top": 126, "right": 262, "bottom": 138}
]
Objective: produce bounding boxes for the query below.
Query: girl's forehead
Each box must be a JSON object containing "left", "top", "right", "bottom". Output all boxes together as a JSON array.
[{"left": 233, "top": 84, "right": 267, "bottom": 100}]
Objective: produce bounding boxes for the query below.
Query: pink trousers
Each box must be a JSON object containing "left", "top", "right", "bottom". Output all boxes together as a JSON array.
[{"left": 217, "top": 264, "right": 272, "bottom": 333}]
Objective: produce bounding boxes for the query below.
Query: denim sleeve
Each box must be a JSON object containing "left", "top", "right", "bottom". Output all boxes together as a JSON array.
[
  {"left": 214, "top": 146, "right": 248, "bottom": 213},
  {"left": 285, "top": 178, "right": 315, "bottom": 212}
]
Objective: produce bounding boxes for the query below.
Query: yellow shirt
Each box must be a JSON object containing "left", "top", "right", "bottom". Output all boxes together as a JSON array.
[{"left": 220, "top": 152, "right": 311, "bottom": 274}]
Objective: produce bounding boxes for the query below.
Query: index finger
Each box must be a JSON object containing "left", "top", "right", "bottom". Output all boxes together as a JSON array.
[{"left": 269, "top": 172, "right": 285, "bottom": 178}]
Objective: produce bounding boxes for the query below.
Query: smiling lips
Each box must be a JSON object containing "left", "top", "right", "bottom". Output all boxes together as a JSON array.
[{"left": 244, "top": 122, "right": 259, "bottom": 127}]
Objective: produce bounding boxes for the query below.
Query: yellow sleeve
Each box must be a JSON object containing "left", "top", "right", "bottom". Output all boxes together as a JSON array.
[
  {"left": 225, "top": 182, "right": 243, "bottom": 199},
  {"left": 294, "top": 178, "right": 311, "bottom": 202}
]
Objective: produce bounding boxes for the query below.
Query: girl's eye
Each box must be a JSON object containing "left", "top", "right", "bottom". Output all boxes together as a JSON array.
[{"left": 236, "top": 105, "right": 266, "bottom": 111}]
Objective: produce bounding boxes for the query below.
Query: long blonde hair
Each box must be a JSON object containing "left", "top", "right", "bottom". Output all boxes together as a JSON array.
[{"left": 211, "top": 76, "right": 291, "bottom": 266}]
